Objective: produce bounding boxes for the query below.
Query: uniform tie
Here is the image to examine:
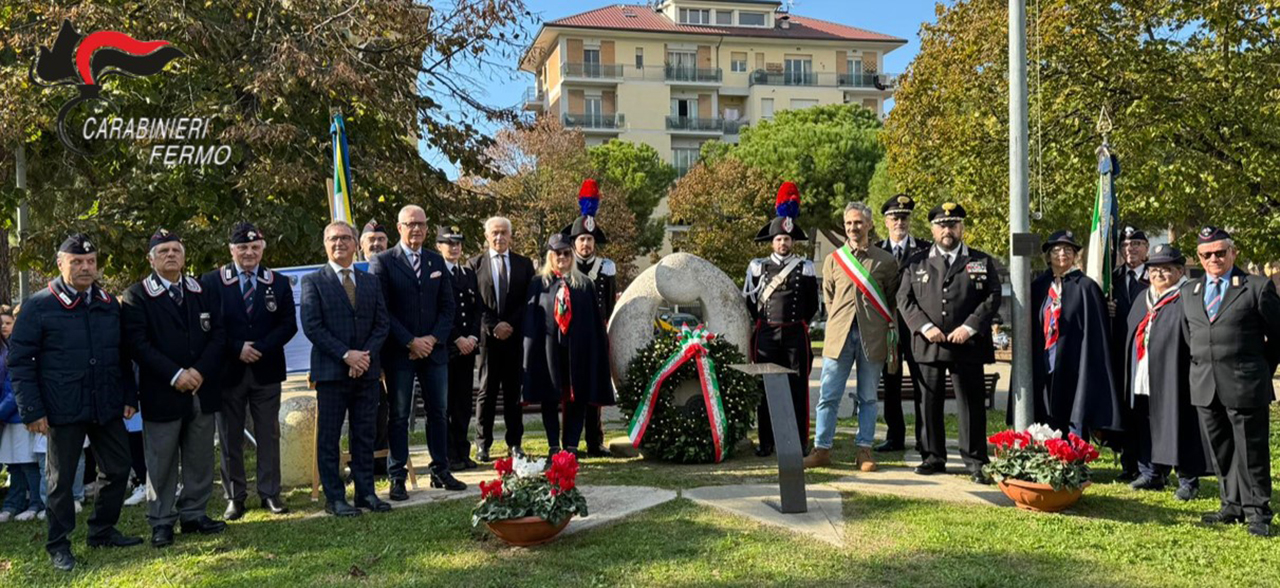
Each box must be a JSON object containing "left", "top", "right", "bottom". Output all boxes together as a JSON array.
[
  {"left": 169, "top": 283, "right": 184, "bottom": 307},
  {"left": 341, "top": 269, "right": 357, "bottom": 308},
  {"left": 1205, "top": 278, "right": 1223, "bottom": 322},
  {"left": 242, "top": 271, "right": 256, "bottom": 316}
]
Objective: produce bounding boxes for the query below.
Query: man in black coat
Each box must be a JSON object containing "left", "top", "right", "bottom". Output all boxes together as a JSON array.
[
  {"left": 562, "top": 179, "right": 617, "bottom": 457},
  {"left": 121, "top": 229, "right": 227, "bottom": 548},
  {"left": 896, "top": 203, "right": 1002, "bottom": 484},
  {"left": 468, "top": 217, "right": 536, "bottom": 461},
  {"left": 1122, "top": 245, "right": 1211, "bottom": 499},
  {"left": 8, "top": 235, "right": 142, "bottom": 571},
  {"left": 301, "top": 221, "right": 391, "bottom": 517},
  {"left": 875, "top": 194, "right": 932, "bottom": 453},
  {"left": 436, "top": 225, "right": 481, "bottom": 471},
  {"left": 369, "top": 205, "right": 463, "bottom": 497},
  {"left": 201, "top": 222, "right": 297, "bottom": 521},
  {"left": 1182, "top": 227, "right": 1280, "bottom": 537},
  {"left": 358, "top": 219, "right": 391, "bottom": 474},
  {"left": 1112, "top": 226, "right": 1150, "bottom": 481}
]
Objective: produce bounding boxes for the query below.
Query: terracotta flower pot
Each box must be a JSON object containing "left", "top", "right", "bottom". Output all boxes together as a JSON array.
[
  {"left": 997, "top": 478, "right": 1091, "bottom": 513},
  {"left": 485, "top": 516, "right": 571, "bottom": 546}
]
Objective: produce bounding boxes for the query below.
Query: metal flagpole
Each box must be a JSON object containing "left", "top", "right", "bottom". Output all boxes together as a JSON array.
[{"left": 1009, "top": 0, "right": 1035, "bottom": 430}]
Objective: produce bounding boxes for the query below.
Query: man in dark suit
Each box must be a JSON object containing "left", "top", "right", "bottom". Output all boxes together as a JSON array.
[
  {"left": 9, "top": 235, "right": 142, "bottom": 571},
  {"left": 121, "top": 229, "right": 227, "bottom": 548},
  {"left": 358, "top": 219, "right": 391, "bottom": 475},
  {"left": 1182, "top": 226, "right": 1280, "bottom": 537},
  {"left": 436, "top": 225, "right": 481, "bottom": 471},
  {"left": 369, "top": 205, "right": 464, "bottom": 497},
  {"left": 301, "top": 221, "right": 391, "bottom": 517},
  {"left": 896, "top": 203, "right": 1002, "bottom": 484},
  {"left": 1113, "top": 226, "right": 1150, "bottom": 480},
  {"left": 563, "top": 179, "right": 617, "bottom": 457},
  {"left": 201, "top": 222, "right": 297, "bottom": 521},
  {"left": 468, "top": 216, "right": 535, "bottom": 461},
  {"left": 875, "top": 194, "right": 933, "bottom": 453}
]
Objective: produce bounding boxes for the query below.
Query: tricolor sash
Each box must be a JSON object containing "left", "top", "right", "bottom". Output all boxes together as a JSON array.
[
  {"left": 832, "top": 245, "right": 899, "bottom": 369},
  {"left": 627, "top": 325, "right": 729, "bottom": 462}
]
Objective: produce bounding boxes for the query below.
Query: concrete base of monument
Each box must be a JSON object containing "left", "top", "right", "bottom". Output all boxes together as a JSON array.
[
  {"left": 683, "top": 484, "right": 846, "bottom": 547},
  {"left": 561, "top": 486, "right": 678, "bottom": 537},
  {"left": 278, "top": 394, "right": 318, "bottom": 488}
]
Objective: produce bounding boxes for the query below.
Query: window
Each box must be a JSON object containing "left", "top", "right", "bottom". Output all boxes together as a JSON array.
[
  {"left": 636, "top": 47, "right": 644, "bottom": 69},
  {"left": 583, "top": 48, "right": 601, "bottom": 77},
  {"left": 846, "top": 57, "right": 864, "bottom": 85},
  {"left": 784, "top": 57, "right": 813, "bottom": 85},
  {"left": 585, "top": 96, "right": 603, "bottom": 125},
  {"left": 731, "top": 52, "right": 747, "bottom": 73},
  {"left": 761, "top": 98, "right": 774, "bottom": 119},
  {"left": 679, "top": 8, "right": 710, "bottom": 24},
  {"left": 715, "top": 11, "right": 732, "bottom": 25},
  {"left": 673, "top": 147, "right": 700, "bottom": 176},
  {"left": 790, "top": 98, "right": 818, "bottom": 110},
  {"left": 671, "top": 97, "right": 698, "bottom": 119},
  {"left": 667, "top": 50, "right": 697, "bottom": 81},
  {"left": 738, "top": 12, "right": 767, "bottom": 26}
]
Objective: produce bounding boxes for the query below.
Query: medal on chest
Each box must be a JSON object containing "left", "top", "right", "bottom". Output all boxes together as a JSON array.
[{"left": 264, "top": 288, "right": 278, "bottom": 312}]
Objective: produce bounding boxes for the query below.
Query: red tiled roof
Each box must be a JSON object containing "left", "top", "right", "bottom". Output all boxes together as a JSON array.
[{"left": 543, "top": 4, "right": 907, "bottom": 44}]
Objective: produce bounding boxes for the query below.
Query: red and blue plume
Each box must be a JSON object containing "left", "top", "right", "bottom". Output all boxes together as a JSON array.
[
  {"left": 775, "top": 181, "right": 800, "bottom": 219},
  {"left": 578, "top": 179, "right": 600, "bottom": 217}
]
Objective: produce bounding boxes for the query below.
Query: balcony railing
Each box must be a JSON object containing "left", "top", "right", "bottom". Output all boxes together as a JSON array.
[
  {"left": 664, "top": 65, "right": 723, "bottom": 83},
  {"left": 749, "top": 69, "right": 899, "bottom": 89},
  {"left": 561, "top": 62, "right": 624, "bottom": 79},
  {"left": 665, "top": 116, "right": 724, "bottom": 132},
  {"left": 562, "top": 112, "right": 625, "bottom": 130},
  {"left": 723, "top": 120, "right": 747, "bottom": 135},
  {"left": 837, "top": 72, "right": 898, "bottom": 90},
  {"left": 522, "top": 86, "right": 544, "bottom": 109}
]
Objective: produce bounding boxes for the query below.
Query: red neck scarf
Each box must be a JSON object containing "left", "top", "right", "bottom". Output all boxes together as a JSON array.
[
  {"left": 553, "top": 272, "right": 572, "bottom": 335},
  {"left": 1135, "top": 289, "right": 1180, "bottom": 361},
  {"left": 1042, "top": 279, "right": 1062, "bottom": 351}
]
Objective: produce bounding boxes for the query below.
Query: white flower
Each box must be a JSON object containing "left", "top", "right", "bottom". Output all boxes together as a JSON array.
[
  {"left": 512, "top": 456, "right": 546, "bottom": 478},
  {"left": 1026, "top": 423, "right": 1062, "bottom": 442}
]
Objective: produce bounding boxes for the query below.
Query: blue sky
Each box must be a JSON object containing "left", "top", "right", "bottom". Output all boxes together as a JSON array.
[{"left": 426, "top": 0, "right": 945, "bottom": 177}]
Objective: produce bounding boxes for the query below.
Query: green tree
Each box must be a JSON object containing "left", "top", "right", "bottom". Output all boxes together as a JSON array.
[
  {"left": 885, "top": 0, "right": 1280, "bottom": 259},
  {"left": 587, "top": 139, "right": 676, "bottom": 254},
  {"left": 0, "top": 0, "right": 531, "bottom": 291}
]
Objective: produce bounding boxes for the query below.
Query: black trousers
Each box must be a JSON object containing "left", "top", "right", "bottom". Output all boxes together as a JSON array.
[
  {"left": 917, "top": 362, "right": 988, "bottom": 472},
  {"left": 541, "top": 393, "right": 590, "bottom": 452},
  {"left": 1132, "top": 396, "right": 1200, "bottom": 482},
  {"left": 1197, "top": 398, "right": 1272, "bottom": 522},
  {"left": 315, "top": 379, "right": 378, "bottom": 504},
  {"left": 476, "top": 339, "right": 525, "bottom": 450},
  {"left": 45, "top": 418, "right": 131, "bottom": 554},
  {"left": 128, "top": 431, "right": 146, "bottom": 485},
  {"left": 753, "top": 323, "right": 812, "bottom": 450},
  {"left": 585, "top": 406, "right": 606, "bottom": 450},
  {"left": 880, "top": 330, "right": 925, "bottom": 448},
  {"left": 447, "top": 353, "right": 478, "bottom": 461}
]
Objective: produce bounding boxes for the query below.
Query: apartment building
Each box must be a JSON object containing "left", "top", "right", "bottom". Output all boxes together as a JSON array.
[{"left": 518, "top": 0, "right": 907, "bottom": 175}]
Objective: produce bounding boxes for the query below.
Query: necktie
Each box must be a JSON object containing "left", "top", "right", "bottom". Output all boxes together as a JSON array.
[
  {"left": 169, "top": 284, "right": 184, "bottom": 307},
  {"left": 1128, "top": 270, "right": 1140, "bottom": 301},
  {"left": 452, "top": 265, "right": 462, "bottom": 280},
  {"left": 341, "top": 269, "right": 357, "bottom": 308},
  {"left": 78, "top": 291, "right": 90, "bottom": 307},
  {"left": 944, "top": 253, "right": 953, "bottom": 269},
  {"left": 242, "top": 271, "right": 256, "bottom": 316},
  {"left": 410, "top": 251, "right": 421, "bottom": 278},
  {"left": 894, "top": 244, "right": 905, "bottom": 264},
  {"left": 1205, "top": 278, "right": 1223, "bottom": 322},
  {"left": 497, "top": 254, "right": 509, "bottom": 310}
]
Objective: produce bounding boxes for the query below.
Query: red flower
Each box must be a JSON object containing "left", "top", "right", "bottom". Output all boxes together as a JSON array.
[
  {"left": 1044, "top": 438, "right": 1080, "bottom": 462},
  {"left": 479, "top": 479, "right": 504, "bottom": 499},
  {"left": 494, "top": 457, "right": 513, "bottom": 477},
  {"left": 545, "top": 451, "right": 580, "bottom": 492},
  {"left": 988, "top": 430, "right": 1035, "bottom": 450},
  {"left": 1067, "top": 433, "right": 1100, "bottom": 463}
]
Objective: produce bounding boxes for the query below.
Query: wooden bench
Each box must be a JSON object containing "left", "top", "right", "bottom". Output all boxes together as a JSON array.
[{"left": 876, "top": 373, "right": 1000, "bottom": 410}]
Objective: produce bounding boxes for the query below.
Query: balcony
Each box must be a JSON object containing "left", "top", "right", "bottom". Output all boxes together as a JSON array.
[
  {"left": 666, "top": 116, "right": 724, "bottom": 134},
  {"left": 561, "top": 62, "right": 624, "bottom": 82},
  {"left": 664, "top": 65, "right": 723, "bottom": 84},
  {"left": 749, "top": 70, "right": 899, "bottom": 90},
  {"left": 522, "top": 86, "right": 544, "bottom": 111},
  {"left": 723, "top": 120, "right": 747, "bottom": 135},
  {"left": 562, "top": 112, "right": 625, "bottom": 132},
  {"left": 838, "top": 72, "right": 898, "bottom": 90}
]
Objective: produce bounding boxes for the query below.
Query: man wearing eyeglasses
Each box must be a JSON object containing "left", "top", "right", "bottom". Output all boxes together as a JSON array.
[
  {"left": 1182, "top": 226, "right": 1280, "bottom": 538},
  {"left": 1112, "top": 226, "right": 1150, "bottom": 482}
]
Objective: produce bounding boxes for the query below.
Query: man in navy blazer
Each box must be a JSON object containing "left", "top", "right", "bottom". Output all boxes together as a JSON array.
[
  {"left": 301, "top": 221, "right": 391, "bottom": 517},
  {"left": 200, "top": 222, "right": 297, "bottom": 521},
  {"left": 368, "top": 205, "right": 464, "bottom": 497}
]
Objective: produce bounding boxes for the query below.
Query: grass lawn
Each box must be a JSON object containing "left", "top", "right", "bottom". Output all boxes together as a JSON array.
[{"left": 1, "top": 407, "right": 1278, "bottom": 587}]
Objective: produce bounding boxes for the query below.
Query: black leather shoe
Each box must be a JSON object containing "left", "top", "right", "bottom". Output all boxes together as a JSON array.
[
  {"left": 509, "top": 446, "right": 526, "bottom": 459},
  {"left": 180, "top": 516, "right": 227, "bottom": 535},
  {"left": 389, "top": 479, "right": 410, "bottom": 501},
  {"left": 224, "top": 499, "right": 246, "bottom": 521},
  {"left": 50, "top": 550, "right": 76, "bottom": 571},
  {"left": 87, "top": 530, "right": 144, "bottom": 548},
  {"left": 914, "top": 462, "right": 946, "bottom": 476},
  {"left": 430, "top": 470, "right": 468, "bottom": 491},
  {"left": 1116, "top": 470, "right": 1140, "bottom": 483},
  {"left": 1129, "top": 476, "right": 1166, "bottom": 491},
  {"left": 587, "top": 446, "right": 612, "bottom": 458},
  {"left": 1174, "top": 482, "right": 1199, "bottom": 502},
  {"left": 325, "top": 500, "right": 362, "bottom": 517},
  {"left": 1247, "top": 521, "right": 1271, "bottom": 537},
  {"left": 755, "top": 444, "right": 775, "bottom": 458},
  {"left": 475, "top": 445, "right": 491, "bottom": 462},
  {"left": 874, "top": 441, "right": 905, "bottom": 453},
  {"left": 151, "top": 525, "right": 175, "bottom": 548},
  {"left": 548, "top": 446, "right": 563, "bottom": 457},
  {"left": 449, "top": 458, "right": 469, "bottom": 472},
  {"left": 970, "top": 471, "right": 992, "bottom": 485},
  {"left": 356, "top": 495, "right": 393, "bottom": 513},
  {"left": 461, "top": 456, "right": 478, "bottom": 470},
  {"left": 1201, "top": 511, "right": 1246, "bottom": 525},
  {"left": 263, "top": 496, "right": 290, "bottom": 515}
]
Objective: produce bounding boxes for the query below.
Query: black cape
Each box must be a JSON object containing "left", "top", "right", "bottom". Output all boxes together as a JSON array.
[
  {"left": 521, "top": 274, "right": 615, "bottom": 406},
  {"left": 1025, "top": 270, "right": 1121, "bottom": 432},
  {"left": 1124, "top": 285, "right": 1212, "bottom": 475}
]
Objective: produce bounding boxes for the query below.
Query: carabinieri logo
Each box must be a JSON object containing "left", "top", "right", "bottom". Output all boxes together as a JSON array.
[{"left": 30, "top": 19, "right": 185, "bottom": 156}]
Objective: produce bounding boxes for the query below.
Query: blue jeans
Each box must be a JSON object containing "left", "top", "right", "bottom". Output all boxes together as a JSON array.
[
  {"left": 37, "top": 451, "right": 85, "bottom": 503},
  {"left": 2, "top": 462, "right": 44, "bottom": 513},
  {"left": 386, "top": 362, "right": 449, "bottom": 478},
  {"left": 814, "top": 324, "right": 884, "bottom": 449}
]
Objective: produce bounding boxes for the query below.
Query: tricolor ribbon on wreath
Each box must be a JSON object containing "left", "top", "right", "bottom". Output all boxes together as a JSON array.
[
  {"left": 627, "top": 324, "right": 729, "bottom": 462},
  {"left": 832, "top": 244, "right": 899, "bottom": 373}
]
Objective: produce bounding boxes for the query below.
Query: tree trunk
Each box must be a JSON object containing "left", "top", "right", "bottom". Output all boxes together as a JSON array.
[{"left": 0, "top": 226, "right": 10, "bottom": 305}]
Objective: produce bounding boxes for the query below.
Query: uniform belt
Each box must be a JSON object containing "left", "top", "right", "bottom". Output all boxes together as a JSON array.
[{"left": 757, "top": 319, "right": 807, "bottom": 328}]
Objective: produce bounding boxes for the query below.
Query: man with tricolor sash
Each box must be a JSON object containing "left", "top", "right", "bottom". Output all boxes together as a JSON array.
[
  {"left": 742, "top": 182, "right": 820, "bottom": 458},
  {"left": 896, "top": 202, "right": 1002, "bottom": 484},
  {"left": 805, "top": 202, "right": 899, "bottom": 471}
]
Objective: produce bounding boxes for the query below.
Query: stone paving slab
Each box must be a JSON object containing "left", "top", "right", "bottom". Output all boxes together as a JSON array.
[
  {"left": 683, "top": 483, "right": 846, "bottom": 547},
  {"left": 562, "top": 485, "right": 678, "bottom": 537}
]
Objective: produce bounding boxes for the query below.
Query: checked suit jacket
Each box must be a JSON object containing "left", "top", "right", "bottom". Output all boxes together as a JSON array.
[{"left": 300, "top": 264, "right": 389, "bottom": 383}]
